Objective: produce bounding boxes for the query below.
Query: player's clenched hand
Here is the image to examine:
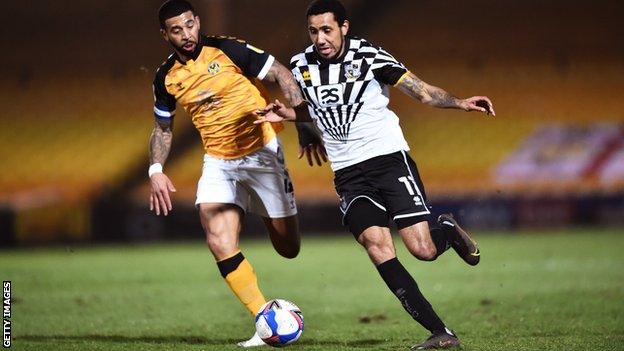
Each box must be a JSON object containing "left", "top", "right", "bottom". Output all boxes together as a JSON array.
[
  {"left": 254, "top": 99, "right": 296, "bottom": 124},
  {"left": 298, "top": 143, "right": 327, "bottom": 166},
  {"left": 150, "top": 173, "right": 176, "bottom": 216},
  {"left": 460, "top": 96, "right": 496, "bottom": 116}
]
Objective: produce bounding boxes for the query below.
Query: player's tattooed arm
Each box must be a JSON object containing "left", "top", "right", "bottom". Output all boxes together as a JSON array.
[
  {"left": 148, "top": 118, "right": 176, "bottom": 216},
  {"left": 149, "top": 118, "right": 173, "bottom": 165},
  {"left": 397, "top": 72, "right": 496, "bottom": 115},
  {"left": 264, "top": 60, "right": 312, "bottom": 122},
  {"left": 397, "top": 73, "right": 462, "bottom": 108},
  {"left": 260, "top": 60, "right": 326, "bottom": 165}
]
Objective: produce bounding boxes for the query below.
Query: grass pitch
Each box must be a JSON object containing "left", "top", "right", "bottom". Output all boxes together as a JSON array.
[{"left": 2, "top": 229, "right": 623, "bottom": 350}]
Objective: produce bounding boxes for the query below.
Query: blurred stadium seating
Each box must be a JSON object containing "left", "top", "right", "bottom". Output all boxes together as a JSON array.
[
  {"left": 1, "top": 0, "right": 623, "bottom": 243},
  {"left": 495, "top": 123, "right": 624, "bottom": 187}
]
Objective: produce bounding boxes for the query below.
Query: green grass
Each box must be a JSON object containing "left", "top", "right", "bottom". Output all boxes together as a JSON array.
[{"left": 2, "top": 230, "right": 624, "bottom": 350}]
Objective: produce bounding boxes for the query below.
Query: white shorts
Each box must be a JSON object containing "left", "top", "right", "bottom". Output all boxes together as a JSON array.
[{"left": 195, "top": 138, "right": 297, "bottom": 218}]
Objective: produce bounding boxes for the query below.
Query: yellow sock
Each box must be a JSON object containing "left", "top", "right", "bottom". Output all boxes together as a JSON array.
[{"left": 219, "top": 252, "right": 266, "bottom": 316}]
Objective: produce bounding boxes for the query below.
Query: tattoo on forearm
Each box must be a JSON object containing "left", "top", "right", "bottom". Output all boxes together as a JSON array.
[
  {"left": 149, "top": 119, "right": 173, "bottom": 165},
  {"left": 264, "top": 60, "right": 313, "bottom": 121},
  {"left": 399, "top": 73, "right": 462, "bottom": 109},
  {"left": 429, "top": 88, "right": 461, "bottom": 108},
  {"left": 266, "top": 61, "right": 305, "bottom": 107}
]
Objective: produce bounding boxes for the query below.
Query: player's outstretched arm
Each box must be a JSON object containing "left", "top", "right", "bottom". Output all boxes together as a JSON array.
[
  {"left": 396, "top": 73, "right": 496, "bottom": 116},
  {"left": 262, "top": 60, "right": 327, "bottom": 166},
  {"left": 148, "top": 118, "right": 177, "bottom": 216},
  {"left": 254, "top": 99, "right": 327, "bottom": 167},
  {"left": 263, "top": 61, "right": 313, "bottom": 122}
]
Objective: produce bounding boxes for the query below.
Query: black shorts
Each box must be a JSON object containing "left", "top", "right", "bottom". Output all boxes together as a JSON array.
[{"left": 334, "top": 151, "right": 431, "bottom": 231}]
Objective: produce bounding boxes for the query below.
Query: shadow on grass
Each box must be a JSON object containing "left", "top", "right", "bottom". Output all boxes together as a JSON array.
[{"left": 18, "top": 335, "right": 386, "bottom": 348}]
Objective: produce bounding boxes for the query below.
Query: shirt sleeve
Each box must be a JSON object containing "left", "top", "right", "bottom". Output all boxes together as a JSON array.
[
  {"left": 370, "top": 46, "right": 409, "bottom": 86},
  {"left": 152, "top": 66, "right": 176, "bottom": 121},
  {"left": 219, "top": 38, "right": 275, "bottom": 80}
]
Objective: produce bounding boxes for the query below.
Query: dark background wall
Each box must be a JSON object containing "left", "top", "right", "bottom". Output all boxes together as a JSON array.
[
  {"left": 1, "top": 1, "right": 623, "bottom": 243},
  {"left": 2, "top": 1, "right": 622, "bottom": 80}
]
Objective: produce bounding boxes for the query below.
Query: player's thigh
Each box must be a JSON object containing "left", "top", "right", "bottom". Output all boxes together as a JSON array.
[
  {"left": 343, "top": 197, "right": 389, "bottom": 240},
  {"left": 195, "top": 154, "right": 249, "bottom": 211},
  {"left": 334, "top": 163, "right": 388, "bottom": 234},
  {"left": 262, "top": 215, "right": 300, "bottom": 258},
  {"left": 244, "top": 139, "right": 297, "bottom": 218},
  {"left": 198, "top": 203, "right": 244, "bottom": 260},
  {"left": 342, "top": 198, "right": 395, "bottom": 263}
]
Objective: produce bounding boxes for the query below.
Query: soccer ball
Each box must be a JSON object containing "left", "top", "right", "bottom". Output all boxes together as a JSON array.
[{"left": 254, "top": 299, "right": 304, "bottom": 347}]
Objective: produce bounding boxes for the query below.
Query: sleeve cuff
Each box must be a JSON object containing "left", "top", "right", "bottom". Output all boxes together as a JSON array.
[
  {"left": 257, "top": 55, "right": 275, "bottom": 80},
  {"left": 393, "top": 71, "right": 411, "bottom": 87},
  {"left": 154, "top": 106, "right": 175, "bottom": 118}
]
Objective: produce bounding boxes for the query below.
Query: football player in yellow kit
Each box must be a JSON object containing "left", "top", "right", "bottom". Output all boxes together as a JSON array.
[{"left": 148, "top": 0, "right": 324, "bottom": 347}]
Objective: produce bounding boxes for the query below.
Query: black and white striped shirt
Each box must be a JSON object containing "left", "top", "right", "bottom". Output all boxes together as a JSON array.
[{"left": 291, "top": 36, "right": 411, "bottom": 171}]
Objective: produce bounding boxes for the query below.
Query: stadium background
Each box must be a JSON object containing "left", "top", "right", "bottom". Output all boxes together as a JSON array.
[
  {"left": 1, "top": 1, "right": 623, "bottom": 350},
  {"left": 1, "top": 0, "right": 622, "bottom": 244}
]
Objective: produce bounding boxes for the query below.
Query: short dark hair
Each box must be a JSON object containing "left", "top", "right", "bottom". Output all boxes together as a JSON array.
[
  {"left": 158, "top": 0, "right": 195, "bottom": 29},
  {"left": 306, "top": 0, "right": 348, "bottom": 25}
]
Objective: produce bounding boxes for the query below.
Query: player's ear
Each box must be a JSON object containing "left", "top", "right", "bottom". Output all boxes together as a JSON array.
[
  {"left": 160, "top": 28, "right": 169, "bottom": 42},
  {"left": 195, "top": 15, "right": 201, "bottom": 30},
  {"left": 340, "top": 20, "right": 349, "bottom": 36}
]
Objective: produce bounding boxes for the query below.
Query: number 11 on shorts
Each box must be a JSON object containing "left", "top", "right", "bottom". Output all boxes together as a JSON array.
[{"left": 398, "top": 176, "right": 423, "bottom": 206}]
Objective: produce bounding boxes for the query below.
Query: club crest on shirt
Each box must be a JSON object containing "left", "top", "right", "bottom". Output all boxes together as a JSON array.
[
  {"left": 344, "top": 62, "right": 361, "bottom": 80},
  {"left": 208, "top": 61, "right": 221, "bottom": 75}
]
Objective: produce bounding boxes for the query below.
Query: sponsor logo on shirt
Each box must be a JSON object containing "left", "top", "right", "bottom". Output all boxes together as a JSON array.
[{"left": 302, "top": 70, "right": 311, "bottom": 81}]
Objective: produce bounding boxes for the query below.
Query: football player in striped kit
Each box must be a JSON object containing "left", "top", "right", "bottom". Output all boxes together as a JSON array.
[{"left": 254, "top": 0, "right": 495, "bottom": 349}]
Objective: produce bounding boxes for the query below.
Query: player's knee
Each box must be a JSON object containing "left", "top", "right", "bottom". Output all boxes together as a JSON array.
[
  {"left": 272, "top": 234, "right": 300, "bottom": 259},
  {"left": 276, "top": 244, "right": 300, "bottom": 259},
  {"left": 366, "top": 244, "right": 395, "bottom": 263},
  {"left": 359, "top": 231, "right": 394, "bottom": 263},
  {"left": 205, "top": 232, "right": 236, "bottom": 257}
]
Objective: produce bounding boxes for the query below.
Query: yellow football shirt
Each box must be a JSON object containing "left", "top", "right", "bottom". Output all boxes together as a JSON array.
[{"left": 153, "top": 36, "right": 282, "bottom": 159}]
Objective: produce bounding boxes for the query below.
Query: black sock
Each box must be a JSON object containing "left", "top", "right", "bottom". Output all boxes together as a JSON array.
[
  {"left": 430, "top": 227, "right": 451, "bottom": 258},
  {"left": 376, "top": 257, "right": 447, "bottom": 334},
  {"left": 216, "top": 251, "right": 244, "bottom": 278}
]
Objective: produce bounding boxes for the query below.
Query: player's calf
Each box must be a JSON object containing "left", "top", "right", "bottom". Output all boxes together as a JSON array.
[
  {"left": 398, "top": 221, "right": 439, "bottom": 261},
  {"left": 405, "top": 240, "right": 437, "bottom": 261},
  {"left": 263, "top": 216, "right": 300, "bottom": 259}
]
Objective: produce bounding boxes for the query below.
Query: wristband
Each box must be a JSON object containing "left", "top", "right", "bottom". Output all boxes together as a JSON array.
[{"left": 148, "top": 163, "right": 163, "bottom": 178}]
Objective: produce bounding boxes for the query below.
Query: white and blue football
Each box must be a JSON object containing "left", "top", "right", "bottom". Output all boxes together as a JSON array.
[{"left": 254, "top": 299, "right": 304, "bottom": 347}]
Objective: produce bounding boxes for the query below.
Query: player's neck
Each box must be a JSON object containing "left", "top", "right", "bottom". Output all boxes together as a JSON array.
[
  {"left": 174, "top": 36, "right": 202, "bottom": 63},
  {"left": 335, "top": 43, "right": 346, "bottom": 59},
  {"left": 175, "top": 50, "right": 192, "bottom": 63}
]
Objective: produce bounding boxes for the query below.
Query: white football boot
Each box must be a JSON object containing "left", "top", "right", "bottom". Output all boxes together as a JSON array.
[{"left": 236, "top": 332, "right": 266, "bottom": 348}]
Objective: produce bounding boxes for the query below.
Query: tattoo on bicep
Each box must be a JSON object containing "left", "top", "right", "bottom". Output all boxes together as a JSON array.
[
  {"left": 400, "top": 74, "right": 426, "bottom": 100},
  {"left": 149, "top": 119, "right": 173, "bottom": 164}
]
